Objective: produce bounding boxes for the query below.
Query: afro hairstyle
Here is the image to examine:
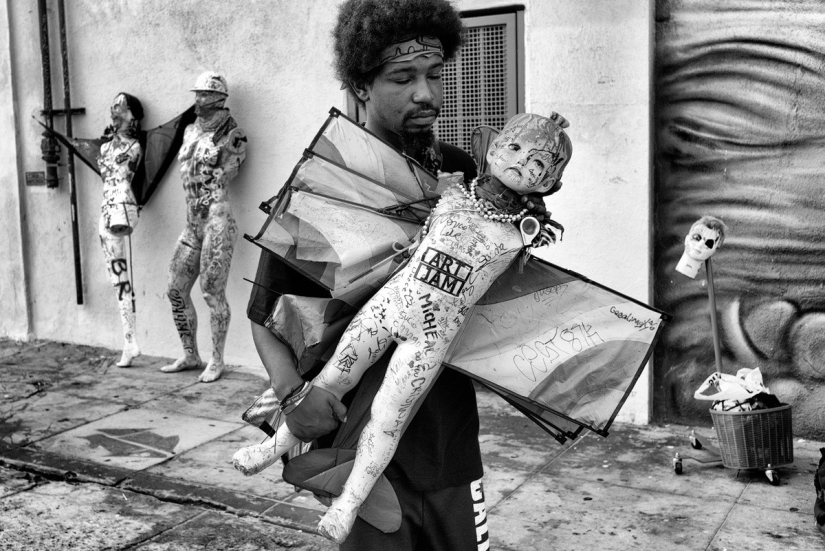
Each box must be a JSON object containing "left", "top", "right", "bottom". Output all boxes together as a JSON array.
[{"left": 332, "top": 0, "right": 464, "bottom": 89}]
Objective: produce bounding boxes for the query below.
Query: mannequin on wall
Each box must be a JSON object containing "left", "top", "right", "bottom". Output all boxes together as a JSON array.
[
  {"left": 97, "top": 92, "right": 145, "bottom": 368},
  {"left": 161, "top": 72, "right": 248, "bottom": 383}
]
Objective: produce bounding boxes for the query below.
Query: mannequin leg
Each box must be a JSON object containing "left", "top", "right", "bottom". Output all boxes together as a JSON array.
[
  {"left": 317, "top": 340, "right": 441, "bottom": 543},
  {"left": 161, "top": 226, "right": 203, "bottom": 373},
  {"left": 197, "top": 211, "right": 237, "bottom": 383},
  {"left": 99, "top": 219, "right": 140, "bottom": 367}
]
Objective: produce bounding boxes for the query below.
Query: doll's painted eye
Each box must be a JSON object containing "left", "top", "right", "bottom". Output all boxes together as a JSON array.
[
  {"left": 691, "top": 233, "right": 702, "bottom": 241},
  {"left": 533, "top": 160, "right": 545, "bottom": 170},
  {"left": 508, "top": 143, "right": 521, "bottom": 151}
]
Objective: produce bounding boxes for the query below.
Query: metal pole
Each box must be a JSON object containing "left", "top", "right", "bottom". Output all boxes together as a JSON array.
[
  {"left": 57, "top": 0, "right": 83, "bottom": 304},
  {"left": 37, "top": 0, "right": 60, "bottom": 188},
  {"left": 705, "top": 257, "right": 723, "bottom": 374}
]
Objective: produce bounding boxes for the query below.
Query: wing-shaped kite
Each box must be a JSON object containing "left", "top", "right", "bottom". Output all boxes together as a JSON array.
[
  {"left": 244, "top": 107, "right": 669, "bottom": 529},
  {"left": 37, "top": 105, "right": 196, "bottom": 206}
]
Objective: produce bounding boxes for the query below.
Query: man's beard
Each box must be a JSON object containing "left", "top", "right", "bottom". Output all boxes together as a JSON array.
[
  {"left": 399, "top": 105, "right": 439, "bottom": 155},
  {"left": 399, "top": 127, "right": 436, "bottom": 155}
]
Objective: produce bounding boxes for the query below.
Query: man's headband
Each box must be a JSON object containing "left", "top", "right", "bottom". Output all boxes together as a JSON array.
[{"left": 363, "top": 36, "right": 444, "bottom": 72}]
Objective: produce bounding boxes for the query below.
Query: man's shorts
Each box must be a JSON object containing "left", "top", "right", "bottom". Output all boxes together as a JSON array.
[{"left": 340, "top": 477, "right": 489, "bottom": 551}]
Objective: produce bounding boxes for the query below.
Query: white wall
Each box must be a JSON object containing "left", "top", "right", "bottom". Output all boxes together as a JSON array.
[
  {"left": 1, "top": 0, "right": 653, "bottom": 422},
  {"left": 0, "top": 0, "right": 30, "bottom": 339}
]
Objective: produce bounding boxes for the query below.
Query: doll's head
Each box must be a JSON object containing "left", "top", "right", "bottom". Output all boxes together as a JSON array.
[
  {"left": 684, "top": 216, "right": 727, "bottom": 261},
  {"left": 191, "top": 71, "right": 228, "bottom": 118},
  {"left": 486, "top": 112, "right": 572, "bottom": 195},
  {"left": 109, "top": 93, "right": 143, "bottom": 137}
]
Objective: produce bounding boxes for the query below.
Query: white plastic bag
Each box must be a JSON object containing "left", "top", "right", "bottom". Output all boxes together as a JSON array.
[{"left": 694, "top": 367, "right": 768, "bottom": 403}]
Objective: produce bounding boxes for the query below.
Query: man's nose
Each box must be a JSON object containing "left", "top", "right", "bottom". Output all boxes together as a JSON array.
[{"left": 411, "top": 77, "right": 435, "bottom": 104}]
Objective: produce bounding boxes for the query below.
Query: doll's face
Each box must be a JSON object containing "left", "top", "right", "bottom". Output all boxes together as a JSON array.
[
  {"left": 486, "top": 129, "right": 557, "bottom": 195},
  {"left": 685, "top": 223, "right": 722, "bottom": 260},
  {"left": 194, "top": 91, "right": 226, "bottom": 118},
  {"left": 110, "top": 94, "right": 134, "bottom": 131}
]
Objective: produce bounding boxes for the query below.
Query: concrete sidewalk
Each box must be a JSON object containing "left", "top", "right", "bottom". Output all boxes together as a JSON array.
[{"left": 1, "top": 338, "right": 823, "bottom": 550}]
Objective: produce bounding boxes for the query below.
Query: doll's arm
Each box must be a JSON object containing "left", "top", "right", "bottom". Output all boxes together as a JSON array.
[{"left": 213, "top": 127, "right": 247, "bottom": 185}]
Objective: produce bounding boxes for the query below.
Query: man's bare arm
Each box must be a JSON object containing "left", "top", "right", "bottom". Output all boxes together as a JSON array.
[{"left": 251, "top": 321, "right": 347, "bottom": 441}]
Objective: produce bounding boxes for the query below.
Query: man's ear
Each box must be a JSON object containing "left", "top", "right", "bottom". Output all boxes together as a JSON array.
[{"left": 351, "top": 81, "right": 370, "bottom": 104}]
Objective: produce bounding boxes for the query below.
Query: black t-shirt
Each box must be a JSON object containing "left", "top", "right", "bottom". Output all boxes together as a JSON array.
[{"left": 246, "top": 141, "right": 482, "bottom": 491}]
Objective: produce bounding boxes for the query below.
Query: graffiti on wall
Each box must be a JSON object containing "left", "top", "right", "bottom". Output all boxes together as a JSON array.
[{"left": 654, "top": 0, "right": 825, "bottom": 438}]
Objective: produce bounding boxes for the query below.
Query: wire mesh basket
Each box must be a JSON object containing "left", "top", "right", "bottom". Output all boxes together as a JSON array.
[{"left": 709, "top": 404, "right": 793, "bottom": 469}]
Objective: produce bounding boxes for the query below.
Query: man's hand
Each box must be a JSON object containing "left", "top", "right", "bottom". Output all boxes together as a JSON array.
[
  {"left": 521, "top": 193, "right": 548, "bottom": 221},
  {"left": 285, "top": 386, "right": 348, "bottom": 442}
]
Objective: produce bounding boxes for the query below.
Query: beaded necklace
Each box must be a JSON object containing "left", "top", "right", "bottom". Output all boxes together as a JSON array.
[{"left": 421, "top": 177, "right": 529, "bottom": 238}]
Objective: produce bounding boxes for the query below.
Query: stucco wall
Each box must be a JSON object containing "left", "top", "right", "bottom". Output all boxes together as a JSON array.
[
  {"left": 2, "top": 1, "right": 654, "bottom": 422},
  {"left": 0, "top": 0, "right": 30, "bottom": 339}
]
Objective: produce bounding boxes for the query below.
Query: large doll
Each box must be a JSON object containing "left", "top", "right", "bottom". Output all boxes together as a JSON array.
[
  {"left": 97, "top": 93, "right": 145, "bottom": 367},
  {"left": 161, "top": 72, "right": 247, "bottom": 383},
  {"left": 233, "top": 112, "right": 573, "bottom": 542}
]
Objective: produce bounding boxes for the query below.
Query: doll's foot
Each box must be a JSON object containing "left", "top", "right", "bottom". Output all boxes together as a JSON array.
[
  {"left": 198, "top": 359, "right": 225, "bottom": 383},
  {"left": 160, "top": 354, "right": 202, "bottom": 373},
  {"left": 116, "top": 342, "right": 141, "bottom": 367},
  {"left": 232, "top": 440, "right": 280, "bottom": 476},
  {"left": 317, "top": 498, "right": 359, "bottom": 543}
]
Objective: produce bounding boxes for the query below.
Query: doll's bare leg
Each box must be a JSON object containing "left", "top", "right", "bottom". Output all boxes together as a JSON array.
[
  {"left": 232, "top": 302, "right": 395, "bottom": 475},
  {"left": 99, "top": 222, "right": 140, "bottom": 367},
  {"left": 161, "top": 227, "right": 203, "bottom": 373},
  {"left": 197, "top": 212, "right": 237, "bottom": 383},
  {"left": 318, "top": 341, "right": 441, "bottom": 543}
]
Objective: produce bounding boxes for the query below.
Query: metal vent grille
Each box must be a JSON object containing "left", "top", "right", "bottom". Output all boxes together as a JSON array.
[{"left": 435, "top": 23, "right": 512, "bottom": 153}]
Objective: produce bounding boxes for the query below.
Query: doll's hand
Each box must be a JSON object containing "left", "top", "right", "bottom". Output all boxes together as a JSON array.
[
  {"left": 533, "top": 220, "right": 565, "bottom": 248},
  {"left": 521, "top": 193, "right": 548, "bottom": 221}
]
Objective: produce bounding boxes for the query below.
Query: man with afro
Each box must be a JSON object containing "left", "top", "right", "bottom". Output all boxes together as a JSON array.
[{"left": 247, "top": 1, "right": 497, "bottom": 548}]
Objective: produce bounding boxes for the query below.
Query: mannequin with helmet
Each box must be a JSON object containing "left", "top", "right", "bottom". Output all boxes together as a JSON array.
[
  {"left": 161, "top": 71, "right": 248, "bottom": 383},
  {"left": 97, "top": 92, "right": 145, "bottom": 367}
]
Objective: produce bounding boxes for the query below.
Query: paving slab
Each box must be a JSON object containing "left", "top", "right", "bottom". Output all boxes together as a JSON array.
[
  {"left": 710, "top": 502, "right": 822, "bottom": 551},
  {"left": 1, "top": 442, "right": 134, "bottom": 486},
  {"left": 479, "top": 462, "right": 537, "bottom": 509},
  {"left": 0, "top": 463, "right": 36, "bottom": 497},
  {"left": 0, "top": 341, "right": 118, "bottom": 371},
  {"left": 736, "top": 438, "right": 821, "bottom": 512},
  {"left": 541, "top": 423, "right": 752, "bottom": 500},
  {"left": 145, "top": 371, "right": 267, "bottom": 423},
  {"left": 477, "top": 386, "right": 570, "bottom": 472},
  {"left": 488, "top": 472, "right": 731, "bottom": 550},
  {"left": 148, "top": 424, "right": 300, "bottom": 502},
  {"left": 121, "top": 469, "right": 280, "bottom": 516},
  {"left": 0, "top": 476, "right": 198, "bottom": 551},
  {"left": 48, "top": 359, "right": 199, "bottom": 406},
  {"left": 262, "top": 492, "right": 329, "bottom": 533},
  {"left": 35, "top": 408, "right": 242, "bottom": 471},
  {"left": 0, "top": 390, "right": 127, "bottom": 447},
  {"left": 130, "top": 509, "right": 336, "bottom": 551}
]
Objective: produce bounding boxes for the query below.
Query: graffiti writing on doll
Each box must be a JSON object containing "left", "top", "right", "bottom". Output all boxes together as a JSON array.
[
  {"left": 161, "top": 72, "right": 247, "bottom": 383},
  {"left": 97, "top": 93, "right": 144, "bottom": 368},
  {"left": 232, "top": 112, "right": 572, "bottom": 543}
]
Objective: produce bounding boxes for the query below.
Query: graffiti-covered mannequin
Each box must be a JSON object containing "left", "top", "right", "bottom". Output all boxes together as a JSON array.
[
  {"left": 98, "top": 93, "right": 144, "bottom": 368},
  {"left": 233, "top": 112, "right": 572, "bottom": 542},
  {"left": 161, "top": 72, "right": 247, "bottom": 382}
]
